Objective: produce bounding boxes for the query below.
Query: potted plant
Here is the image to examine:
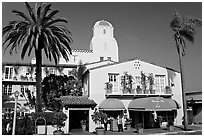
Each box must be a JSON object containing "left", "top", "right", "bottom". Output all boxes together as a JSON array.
[
  {"left": 167, "top": 119, "right": 174, "bottom": 132},
  {"left": 136, "top": 123, "right": 143, "bottom": 134},
  {"left": 80, "top": 120, "right": 86, "bottom": 131},
  {"left": 52, "top": 112, "right": 67, "bottom": 135},
  {"left": 91, "top": 110, "right": 108, "bottom": 135},
  {"left": 165, "top": 86, "right": 172, "bottom": 94},
  {"left": 121, "top": 72, "right": 133, "bottom": 94},
  {"left": 136, "top": 86, "right": 143, "bottom": 94},
  {"left": 105, "top": 82, "right": 113, "bottom": 94},
  {"left": 125, "top": 118, "right": 132, "bottom": 131}
]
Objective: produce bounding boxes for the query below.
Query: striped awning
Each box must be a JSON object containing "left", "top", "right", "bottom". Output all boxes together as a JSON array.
[
  {"left": 128, "top": 97, "right": 180, "bottom": 111},
  {"left": 99, "top": 98, "right": 125, "bottom": 111}
]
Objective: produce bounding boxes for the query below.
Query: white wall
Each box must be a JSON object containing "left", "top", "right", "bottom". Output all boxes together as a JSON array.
[
  {"left": 171, "top": 72, "right": 183, "bottom": 125},
  {"left": 88, "top": 59, "right": 183, "bottom": 129}
]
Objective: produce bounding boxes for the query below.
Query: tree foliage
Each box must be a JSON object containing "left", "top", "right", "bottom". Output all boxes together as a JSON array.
[
  {"left": 41, "top": 74, "right": 83, "bottom": 111},
  {"left": 2, "top": 2, "right": 73, "bottom": 112},
  {"left": 170, "top": 11, "right": 201, "bottom": 56}
]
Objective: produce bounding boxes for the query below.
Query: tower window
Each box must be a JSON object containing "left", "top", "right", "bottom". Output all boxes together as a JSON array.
[
  {"left": 103, "top": 29, "right": 106, "bottom": 34},
  {"left": 100, "top": 57, "right": 104, "bottom": 61},
  {"left": 108, "top": 57, "right": 111, "bottom": 61}
]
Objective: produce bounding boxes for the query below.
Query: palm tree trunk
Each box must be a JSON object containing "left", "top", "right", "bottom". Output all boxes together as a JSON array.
[
  {"left": 178, "top": 48, "right": 188, "bottom": 130},
  {"left": 35, "top": 49, "right": 42, "bottom": 112}
]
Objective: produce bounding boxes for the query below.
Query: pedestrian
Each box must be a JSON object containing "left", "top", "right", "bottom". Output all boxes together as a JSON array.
[
  {"left": 104, "top": 118, "right": 108, "bottom": 131},
  {"left": 117, "top": 115, "right": 123, "bottom": 132},
  {"left": 6, "top": 122, "right": 12, "bottom": 135}
]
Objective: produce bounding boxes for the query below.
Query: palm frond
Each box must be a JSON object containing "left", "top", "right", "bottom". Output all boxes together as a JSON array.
[
  {"left": 42, "top": 4, "right": 52, "bottom": 19},
  {"left": 179, "top": 30, "right": 194, "bottom": 43},
  {"left": 45, "top": 18, "right": 68, "bottom": 28},
  {"left": 25, "top": 2, "right": 36, "bottom": 23},
  {"left": 21, "top": 34, "right": 32, "bottom": 59},
  {"left": 12, "top": 10, "right": 31, "bottom": 22}
]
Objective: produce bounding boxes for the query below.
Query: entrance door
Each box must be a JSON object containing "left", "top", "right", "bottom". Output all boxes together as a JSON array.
[{"left": 69, "top": 110, "right": 89, "bottom": 132}]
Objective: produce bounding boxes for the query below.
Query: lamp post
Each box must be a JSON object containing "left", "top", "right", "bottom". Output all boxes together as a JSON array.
[{"left": 12, "top": 90, "right": 20, "bottom": 135}]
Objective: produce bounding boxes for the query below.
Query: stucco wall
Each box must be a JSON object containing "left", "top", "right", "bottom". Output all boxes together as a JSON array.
[
  {"left": 170, "top": 72, "right": 183, "bottom": 125},
  {"left": 88, "top": 59, "right": 183, "bottom": 130}
]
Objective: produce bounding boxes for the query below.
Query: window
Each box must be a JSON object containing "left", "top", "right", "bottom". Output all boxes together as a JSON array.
[
  {"left": 107, "top": 57, "right": 111, "bottom": 61},
  {"left": 21, "top": 85, "right": 28, "bottom": 95},
  {"left": 155, "top": 75, "right": 166, "bottom": 92},
  {"left": 73, "top": 55, "right": 78, "bottom": 62},
  {"left": 100, "top": 57, "right": 104, "bottom": 61},
  {"left": 4, "top": 108, "right": 13, "bottom": 119},
  {"left": 68, "top": 70, "right": 72, "bottom": 75},
  {"left": 108, "top": 73, "right": 119, "bottom": 92},
  {"left": 5, "top": 67, "right": 13, "bottom": 79},
  {"left": 50, "top": 68, "right": 57, "bottom": 75},
  {"left": 3, "top": 85, "right": 12, "bottom": 95},
  {"left": 135, "top": 76, "right": 141, "bottom": 86},
  {"left": 103, "top": 29, "right": 106, "bottom": 34}
]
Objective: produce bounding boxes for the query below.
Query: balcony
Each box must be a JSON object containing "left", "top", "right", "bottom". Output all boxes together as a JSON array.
[{"left": 105, "top": 88, "right": 173, "bottom": 98}]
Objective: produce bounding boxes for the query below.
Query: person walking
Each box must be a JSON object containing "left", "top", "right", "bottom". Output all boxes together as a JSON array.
[
  {"left": 117, "top": 115, "right": 123, "bottom": 132},
  {"left": 104, "top": 118, "right": 108, "bottom": 131},
  {"left": 6, "top": 122, "right": 12, "bottom": 135}
]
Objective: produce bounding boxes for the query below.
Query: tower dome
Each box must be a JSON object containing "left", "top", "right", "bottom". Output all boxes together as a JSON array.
[
  {"left": 90, "top": 20, "right": 119, "bottom": 62},
  {"left": 94, "top": 20, "right": 113, "bottom": 28}
]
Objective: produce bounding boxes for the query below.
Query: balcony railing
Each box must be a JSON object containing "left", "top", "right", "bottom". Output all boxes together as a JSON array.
[{"left": 105, "top": 89, "right": 172, "bottom": 96}]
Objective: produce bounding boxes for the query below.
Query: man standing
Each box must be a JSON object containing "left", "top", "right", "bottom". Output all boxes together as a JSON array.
[{"left": 118, "top": 115, "right": 123, "bottom": 132}]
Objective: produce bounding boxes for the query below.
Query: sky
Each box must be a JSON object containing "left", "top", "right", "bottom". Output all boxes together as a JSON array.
[{"left": 2, "top": 2, "right": 202, "bottom": 92}]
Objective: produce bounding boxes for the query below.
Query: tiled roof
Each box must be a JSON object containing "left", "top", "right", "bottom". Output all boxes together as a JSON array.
[
  {"left": 59, "top": 96, "right": 97, "bottom": 107},
  {"left": 2, "top": 62, "right": 77, "bottom": 68},
  {"left": 72, "top": 49, "right": 93, "bottom": 53}
]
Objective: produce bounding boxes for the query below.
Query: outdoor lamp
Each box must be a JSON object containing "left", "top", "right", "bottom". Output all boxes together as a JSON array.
[{"left": 12, "top": 90, "right": 20, "bottom": 135}]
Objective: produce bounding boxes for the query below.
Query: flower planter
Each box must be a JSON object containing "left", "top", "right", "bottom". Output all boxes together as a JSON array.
[
  {"left": 126, "top": 124, "right": 131, "bottom": 131},
  {"left": 167, "top": 126, "right": 174, "bottom": 132},
  {"left": 82, "top": 125, "right": 86, "bottom": 131},
  {"left": 137, "top": 128, "right": 143, "bottom": 134},
  {"left": 53, "top": 130, "right": 64, "bottom": 135},
  {"left": 96, "top": 128, "right": 105, "bottom": 135}
]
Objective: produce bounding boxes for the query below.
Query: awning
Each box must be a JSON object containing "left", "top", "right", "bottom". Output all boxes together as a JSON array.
[
  {"left": 128, "top": 97, "right": 180, "bottom": 111},
  {"left": 99, "top": 98, "right": 125, "bottom": 111},
  {"left": 2, "top": 101, "right": 21, "bottom": 109}
]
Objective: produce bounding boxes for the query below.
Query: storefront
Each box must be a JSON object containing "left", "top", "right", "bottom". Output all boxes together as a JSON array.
[
  {"left": 98, "top": 98, "right": 126, "bottom": 131},
  {"left": 128, "top": 97, "right": 180, "bottom": 128},
  {"left": 59, "top": 96, "right": 97, "bottom": 133}
]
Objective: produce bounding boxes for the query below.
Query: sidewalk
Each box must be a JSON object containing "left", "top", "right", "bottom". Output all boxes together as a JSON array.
[{"left": 69, "top": 124, "right": 202, "bottom": 135}]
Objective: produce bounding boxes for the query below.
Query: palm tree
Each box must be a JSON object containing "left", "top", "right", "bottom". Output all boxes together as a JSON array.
[
  {"left": 3, "top": 2, "right": 73, "bottom": 112},
  {"left": 70, "top": 61, "right": 86, "bottom": 95},
  {"left": 170, "top": 11, "right": 201, "bottom": 130}
]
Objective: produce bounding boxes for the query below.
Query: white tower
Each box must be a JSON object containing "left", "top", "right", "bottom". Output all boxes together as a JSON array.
[{"left": 90, "top": 20, "right": 119, "bottom": 62}]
